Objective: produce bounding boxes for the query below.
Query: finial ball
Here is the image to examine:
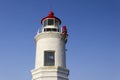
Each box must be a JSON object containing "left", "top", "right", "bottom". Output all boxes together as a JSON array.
[{"left": 49, "top": 11, "right": 54, "bottom": 16}]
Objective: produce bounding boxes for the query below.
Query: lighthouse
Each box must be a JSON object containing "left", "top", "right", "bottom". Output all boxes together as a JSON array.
[{"left": 31, "top": 11, "right": 69, "bottom": 80}]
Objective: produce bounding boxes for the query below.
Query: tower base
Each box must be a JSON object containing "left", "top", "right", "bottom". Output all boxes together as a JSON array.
[{"left": 31, "top": 66, "right": 69, "bottom": 80}]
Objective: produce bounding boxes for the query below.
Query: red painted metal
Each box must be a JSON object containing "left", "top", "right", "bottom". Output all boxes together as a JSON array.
[
  {"left": 41, "top": 11, "right": 61, "bottom": 24},
  {"left": 62, "top": 26, "right": 67, "bottom": 33}
]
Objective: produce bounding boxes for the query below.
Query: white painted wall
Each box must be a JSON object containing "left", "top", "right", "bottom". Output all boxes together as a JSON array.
[
  {"left": 32, "top": 32, "right": 69, "bottom": 80},
  {"left": 35, "top": 32, "right": 66, "bottom": 69}
]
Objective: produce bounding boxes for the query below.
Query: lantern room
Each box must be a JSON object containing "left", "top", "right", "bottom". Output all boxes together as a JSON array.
[{"left": 41, "top": 11, "right": 61, "bottom": 32}]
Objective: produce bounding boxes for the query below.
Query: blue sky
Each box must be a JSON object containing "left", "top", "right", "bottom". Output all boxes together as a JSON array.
[{"left": 0, "top": 0, "right": 120, "bottom": 80}]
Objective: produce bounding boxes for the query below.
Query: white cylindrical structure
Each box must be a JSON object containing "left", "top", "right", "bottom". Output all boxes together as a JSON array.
[{"left": 34, "top": 32, "right": 66, "bottom": 68}]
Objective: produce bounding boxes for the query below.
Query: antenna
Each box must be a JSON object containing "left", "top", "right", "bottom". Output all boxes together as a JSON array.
[{"left": 50, "top": 0, "right": 53, "bottom": 11}]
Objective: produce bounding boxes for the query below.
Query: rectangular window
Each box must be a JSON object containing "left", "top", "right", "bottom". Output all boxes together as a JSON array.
[
  {"left": 43, "top": 20, "right": 47, "bottom": 27},
  {"left": 44, "top": 51, "right": 55, "bottom": 66},
  {"left": 44, "top": 28, "right": 58, "bottom": 32},
  {"left": 51, "top": 28, "right": 57, "bottom": 32},
  {"left": 55, "top": 19, "right": 59, "bottom": 26},
  {"left": 48, "top": 19, "right": 54, "bottom": 25}
]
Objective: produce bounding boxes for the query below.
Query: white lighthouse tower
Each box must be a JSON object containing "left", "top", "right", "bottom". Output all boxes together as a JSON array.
[{"left": 31, "top": 11, "right": 69, "bottom": 80}]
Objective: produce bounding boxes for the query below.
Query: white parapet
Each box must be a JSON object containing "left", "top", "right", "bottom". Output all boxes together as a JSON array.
[{"left": 31, "top": 66, "right": 69, "bottom": 80}]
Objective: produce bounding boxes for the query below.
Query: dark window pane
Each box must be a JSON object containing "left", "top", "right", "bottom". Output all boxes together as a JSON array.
[
  {"left": 44, "top": 28, "right": 59, "bottom": 32},
  {"left": 43, "top": 20, "right": 47, "bottom": 26},
  {"left": 55, "top": 19, "right": 59, "bottom": 26},
  {"left": 48, "top": 19, "right": 54, "bottom": 25},
  {"left": 52, "top": 28, "right": 57, "bottom": 32},
  {"left": 44, "top": 51, "right": 55, "bottom": 66},
  {"left": 47, "top": 28, "right": 51, "bottom": 31}
]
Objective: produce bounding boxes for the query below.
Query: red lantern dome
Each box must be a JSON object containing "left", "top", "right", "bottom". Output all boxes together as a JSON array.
[{"left": 41, "top": 11, "right": 61, "bottom": 24}]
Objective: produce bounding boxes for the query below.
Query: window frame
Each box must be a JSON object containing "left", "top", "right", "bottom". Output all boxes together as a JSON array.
[
  {"left": 43, "top": 18, "right": 60, "bottom": 27},
  {"left": 48, "top": 19, "right": 54, "bottom": 25},
  {"left": 44, "top": 51, "right": 55, "bottom": 66}
]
